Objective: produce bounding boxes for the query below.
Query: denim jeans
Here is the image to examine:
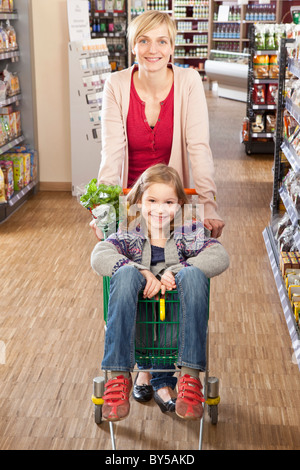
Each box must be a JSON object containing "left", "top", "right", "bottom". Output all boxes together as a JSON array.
[{"left": 101, "top": 265, "right": 209, "bottom": 390}]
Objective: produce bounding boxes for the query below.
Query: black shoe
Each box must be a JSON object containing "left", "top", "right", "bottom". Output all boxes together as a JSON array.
[
  {"left": 132, "top": 373, "right": 153, "bottom": 403},
  {"left": 153, "top": 391, "right": 176, "bottom": 413}
]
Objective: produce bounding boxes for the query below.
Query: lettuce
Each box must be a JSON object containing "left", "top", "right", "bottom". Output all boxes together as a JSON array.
[{"left": 80, "top": 179, "right": 122, "bottom": 220}]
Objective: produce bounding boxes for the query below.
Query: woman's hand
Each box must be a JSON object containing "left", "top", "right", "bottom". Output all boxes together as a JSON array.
[
  {"left": 204, "top": 218, "right": 225, "bottom": 238},
  {"left": 90, "top": 218, "right": 104, "bottom": 241},
  {"left": 140, "top": 270, "right": 162, "bottom": 299},
  {"left": 160, "top": 271, "right": 176, "bottom": 294}
]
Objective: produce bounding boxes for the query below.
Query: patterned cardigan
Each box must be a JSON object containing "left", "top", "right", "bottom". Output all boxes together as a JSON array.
[{"left": 91, "top": 221, "right": 229, "bottom": 279}]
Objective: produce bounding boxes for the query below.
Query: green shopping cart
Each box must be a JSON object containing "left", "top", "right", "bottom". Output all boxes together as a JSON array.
[{"left": 92, "top": 189, "right": 220, "bottom": 450}]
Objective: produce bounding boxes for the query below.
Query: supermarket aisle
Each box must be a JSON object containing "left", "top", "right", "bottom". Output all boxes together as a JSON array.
[{"left": 0, "top": 89, "right": 299, "bottom": 450}]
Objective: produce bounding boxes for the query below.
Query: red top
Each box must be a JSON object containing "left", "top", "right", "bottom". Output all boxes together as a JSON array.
[{"left": 126, "top": 70, "right": 174, "bottom": 187}]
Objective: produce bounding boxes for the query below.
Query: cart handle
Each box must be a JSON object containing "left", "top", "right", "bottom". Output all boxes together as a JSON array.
[{"left": 122, "top": 188, "right": 198, "bottom": 196}]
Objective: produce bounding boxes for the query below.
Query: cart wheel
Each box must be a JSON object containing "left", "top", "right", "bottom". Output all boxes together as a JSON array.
[
  {"left": 94, "top": 404, "right": 102, "bottom": 424},
  {"left": 93, "top": 376, "right": 105, "bottom": 424},
  {"left": 246, "top": 149, "right": 251, "bottom": 155},
  {"left": 209, "top": 405, "right": 218, "bottom": 425}
]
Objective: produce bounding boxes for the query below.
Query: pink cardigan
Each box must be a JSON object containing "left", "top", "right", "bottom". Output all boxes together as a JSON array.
[{"left": 98, "top": 64, "right": 221, "bottom": 221}]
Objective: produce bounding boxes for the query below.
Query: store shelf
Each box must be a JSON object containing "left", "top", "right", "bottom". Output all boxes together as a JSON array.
[
  {"left": 288, "top": 57, "right": 300, "bottom": 79},
  {"left": 0, "top": 93, "right": 21, "bottom": 107},
  {"left": 0, "top": 179, "right": 37, "bottom": 223},
  {"left": 0, "top": 50, "right": 20, "bottom": 61},
  {"left": 281, "top": 139, "right": 300, "bottom": 173},
  {"left": 278, "top": 184, "right": 299, "bottom": 228},
  {"left": 7, "top": 179, "right": 37, "bottom": 207},
  {"left": 0, "top": 135, "right": 24, "bottom": 155},
  {"left": 0, "top": 11, "right": 18, "bottom": 20},
  {"left": 286, "top": 97, "right": 300, "bottom": 125},
  {"left": 263, "top": 226, "right": 300, "bottom": 371}
]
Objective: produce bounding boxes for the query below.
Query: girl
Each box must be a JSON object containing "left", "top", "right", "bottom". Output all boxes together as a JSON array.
[{"left": 91, "top": 164, "right": 229, "bottom": 421}]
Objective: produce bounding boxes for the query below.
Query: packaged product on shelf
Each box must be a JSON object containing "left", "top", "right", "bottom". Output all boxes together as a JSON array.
[
  {"left": 0, "top": 105, "right": 16, "bottom": 138},
  {"left": 0, "top": 115, "right": 9, "bottom": 143},
  {"left": 242, "top": 117, "right": 249, "bottom": 142},
  {"left": 114, "top": 0, "right": 125, "bottom": 12},
  {"left": 1, "top": 154, "right": 24, "bottom": 190},
  {"left": 0, "top": 79, "right": 5, "bottom": 100},
  {"left": 283, "top": 169, "right": 300, "bottom": 212},
  {"left": 252, "top": 84, "right": 266, "bottom": 104},
  {"left": 280, "top": 251, "right": 300, "bottom": 276},
  {"left": 251, "top": 112, "right": 265, "bottom": 132},
  {"left": 0, "top": 166, "right": 6, "bottom": 203},
  {"left": 5, "top": 20, "right": 17, "bottom": 51},
  {"left": 253, "top": 55, "right": 269, "bottom": 79},
  {"left": 265, "top": 112, "right": 276, "bottom": 133},
  {"left": 293, "top": 302, "right": 300, "bottom": 325},
  {"left": 275, "top": 212, "right": 292, "bottom": 241},
  {"left": 0, "top": 22, "right": 9, "bottom": 51},
  {"left": 287, "top": 125, "right": 300, "bottom": 145},
  {"left": 95, "top": 0, "right": 105, "bottom": 11},
  {"left": 12, "top": 110, "right": 21, "bottom": 136},
  {"left": 269, "top": 55, "right": 279, "bottom": 79},
  {"left": 2, "top": 68, "right": 20, "bottom": 97},
  {"left": 285, "top": 270, "right": 300, "bottom": 288},
  {"left": 266, "top": 84, "right": 277, "bottom": 105},
  {"left": 105, "top": 0, "right": 114, "bottom": 12},
  {"left": 1, "top": 0, "right": 10, "bottom": 12},
  {"left": 0, "top": 113, "right": 12, "bottom": 139},
  {"left": 0, "top": 160, "right": 13, "bottom": 200},
  {"left": 264, "top": 24, "right": 277, "bottom": 50},
  {"left": 274, "top": 24, "right": 285, "bottom": 50},
  {"left": 6, "top": 145, "right": 37, "bottom": 182},
  {"left": 283, "top": 111, "right": 298, "bottom": 140},
  {"left": 278, "top": 225, "right": 295, "bottom": 252},
  {"left": 288, "top": 284, "right": 300, "bottom": 302},
  {"left": 254, "top": 24, "right": 266, "bottom": 50}
]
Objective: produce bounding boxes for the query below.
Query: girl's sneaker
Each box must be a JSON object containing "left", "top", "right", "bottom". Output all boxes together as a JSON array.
[
  {"left": 102, "top": 375, "right": 132, "bottom": 421},
  {"left": 175, "top": 374, "right": 205, "bottom": 420}
]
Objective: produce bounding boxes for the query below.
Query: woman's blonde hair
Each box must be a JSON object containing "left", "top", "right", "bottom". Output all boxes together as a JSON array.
[
  {"left": 127, "top": 10, "right": 177, "bottom": 49},
  {"left": 124, "top": 164, "right": 188, "bottom": 233}
]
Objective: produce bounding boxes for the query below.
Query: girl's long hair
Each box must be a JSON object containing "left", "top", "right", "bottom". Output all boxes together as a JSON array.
[{"left": 123, "top": 164, "right": 189, "bottom": 233}]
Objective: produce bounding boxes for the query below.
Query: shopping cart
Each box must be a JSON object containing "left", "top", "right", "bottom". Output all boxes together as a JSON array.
[{"left": 91, "top": 189, "right": 220, "bottom": 450}]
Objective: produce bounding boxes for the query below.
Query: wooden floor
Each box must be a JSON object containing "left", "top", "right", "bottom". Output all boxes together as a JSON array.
[{"left": 0, "top": 90, "right": 299, "bottom": 451}]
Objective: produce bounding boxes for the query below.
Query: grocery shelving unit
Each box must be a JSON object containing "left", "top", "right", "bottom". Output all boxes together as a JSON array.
[
  {"left": 68, "top": 38, "right": 111, "bottom": 196},
  {"left": 263, "top": 37, "right": 300, "bottom": 371},
  {"left": 129, "top": 0, "right": 210, "bottom": 73},
  {"left": 243, "top": 24, "right": 279, "bottom": 155},
  {"left": 90, "top": 0, "right": 128, "bottom": 71},
  {"left": 172, "top": 0, "right": 209, "bottom": 73},
  {"left": 0, "top": 0, "right": 38, "bottom": 223},
  {"left": 209, "top": 0, "right": 282, "bottom": 55}
]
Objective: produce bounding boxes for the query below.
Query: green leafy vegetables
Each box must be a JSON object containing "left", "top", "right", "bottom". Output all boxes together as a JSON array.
[{"left": 80, "top": 179, "right": 122, "bottom": 219}]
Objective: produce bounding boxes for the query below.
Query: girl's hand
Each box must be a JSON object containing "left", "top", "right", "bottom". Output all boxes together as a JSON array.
[
  {"left": 90, "top": 219, "right": 104, "bottom": 241},
  {"left": 160, "top": 271, "right": 176, "bottom": 294},
  {"left": 140, "top": 270, "right": 162, "bottom": 299}
]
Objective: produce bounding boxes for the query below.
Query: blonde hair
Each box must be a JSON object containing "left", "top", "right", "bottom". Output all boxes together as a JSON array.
[
  {"left": 127, "top": 10, "right": 177, "bottom": 49},
  {"left": 124, "top": 164, "right": 188, "bottom": 233}
]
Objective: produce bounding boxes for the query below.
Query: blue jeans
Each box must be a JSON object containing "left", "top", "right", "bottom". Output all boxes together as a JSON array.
[{"left": 101, "top": 265, "right": 209, "bottom": 390}]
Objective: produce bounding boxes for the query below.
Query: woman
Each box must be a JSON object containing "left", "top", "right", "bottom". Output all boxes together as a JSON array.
[{"left": 93, "top": 10, "right": 225, "bottom": 412}]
